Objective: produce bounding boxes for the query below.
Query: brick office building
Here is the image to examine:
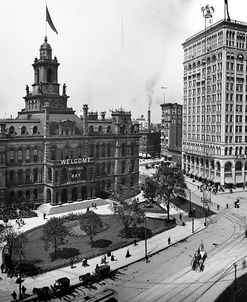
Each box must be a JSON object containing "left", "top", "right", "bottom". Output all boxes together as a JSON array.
[{"left": 0, "top": 37, "right": 140, "bottom": 206}]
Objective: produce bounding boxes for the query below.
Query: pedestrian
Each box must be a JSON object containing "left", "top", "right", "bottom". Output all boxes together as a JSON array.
[
  {"left": 111, "top": 254, "right": 116, "bottom": 261},
  {"left": 168, "top": 236, "right": 171, "bottom": 245},
  {"left": 217, "top": 204, "right": 219, "bottom": 210},
  {"left": 1, "top": 263, "right": 4, "bottom": 273},
  {"left": 126, "top": 249, "right": 131, "bottom": 258},
  {"left": 70, "top": 258, "right": 74, "bottom": 268},
  {"left": 43, "top": 213, "right": 46, "bottom": 220},
  {"left": 21, "top": 285, "right": 27, "bottom": 297},
  {"left": 226, "top": 203, "right": 229, "bottom": 209},
  {"left": 242, "top": 259, "right": 246, "bottom": 269},
  {"left": 11, "top": 291, "right": 17, "bottom": 301},
  {"left": 179, "top": 213, "right": 182, "bottom": 221}
]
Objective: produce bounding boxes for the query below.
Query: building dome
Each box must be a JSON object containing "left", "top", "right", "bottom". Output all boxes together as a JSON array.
[{"left": 40, "top": 36, "right": 51, "bottom": 50}]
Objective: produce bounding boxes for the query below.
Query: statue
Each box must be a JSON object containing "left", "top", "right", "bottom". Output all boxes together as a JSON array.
[
  {"left": 63, "top": 84, "right": 67, "bottom": 95},
  {"left": 26, "top": 85, "right": 29, "bottom": 96}
]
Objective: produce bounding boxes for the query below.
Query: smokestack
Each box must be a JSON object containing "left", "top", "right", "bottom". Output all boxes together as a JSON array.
[{"left": 148, "top": 110, "right": 151, "bottom": 132}]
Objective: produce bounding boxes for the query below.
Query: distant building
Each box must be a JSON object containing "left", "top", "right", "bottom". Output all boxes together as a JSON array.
[
  {"left": 160, "top": 103, "right": 182, "bottom": 166},
  {"left": 134, "top": 111, "right": 161, "bottom": 158},
  {"left": 0, "top": 37, "right": 140, "bottom": 206}
]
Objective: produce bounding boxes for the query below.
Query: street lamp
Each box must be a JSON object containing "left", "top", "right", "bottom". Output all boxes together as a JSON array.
[{"left": 144, "top": 215, "right": 148, "bottom": 263}]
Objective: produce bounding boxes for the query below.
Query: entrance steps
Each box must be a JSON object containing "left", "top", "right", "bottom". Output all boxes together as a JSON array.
[{"left": 37, "top": 198, "right": 110, "bottom": 216}]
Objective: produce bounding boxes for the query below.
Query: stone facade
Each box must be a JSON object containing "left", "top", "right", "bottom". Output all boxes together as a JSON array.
[{"left": 0, "top": 37, "right": 140, "bottom": 206}]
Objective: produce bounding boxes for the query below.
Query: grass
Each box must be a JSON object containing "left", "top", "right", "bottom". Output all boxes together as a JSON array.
[
  {"left": 14, "top": 214, "right": 174, "bottom": 275},
  {"left": 171, "top": 196, "right": 216, "bottom": 219}
]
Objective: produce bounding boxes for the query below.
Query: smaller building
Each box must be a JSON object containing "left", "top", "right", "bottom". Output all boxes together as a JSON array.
[{"left": 160, "top": 103, "right": 182, "bottom": 166}]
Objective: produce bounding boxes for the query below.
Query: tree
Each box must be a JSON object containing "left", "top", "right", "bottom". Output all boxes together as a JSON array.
[
  {"left": 79, "top": 211, "right": 103, "bottom": 246},
  {"left": 0, "top": 228, "right": 27, "bottom": 267},
  {"left": 145, "top": 165, "right": 187, "bottom": 221},
  {"left": 143, "top": 176, "right": 158, "bottom": 203},
  {"left": 42, "top": 217, "right": 68, "bottom": 259},
  {"left": 110, "top": 185, "right": 144, "bottom": 237}
]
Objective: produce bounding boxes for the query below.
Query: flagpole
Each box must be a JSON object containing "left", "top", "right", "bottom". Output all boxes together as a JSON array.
[
  {"left": 224, "top": 1, "right": 226, "bottom": 21},
  {"left": 121, "top": 17, "right": 124, "bottom": 49},
  {"left": 45, "top": 0, "right": 47, "bottom": 37}
]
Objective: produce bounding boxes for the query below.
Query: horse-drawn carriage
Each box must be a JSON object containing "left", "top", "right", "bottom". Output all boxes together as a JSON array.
[{"left": 191, "top": 243, "right": 207, "bottom": 272}]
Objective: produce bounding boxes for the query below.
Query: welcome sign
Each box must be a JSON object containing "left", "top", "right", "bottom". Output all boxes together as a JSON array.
[{"left": 60, "top": 158, "right": 93, "bottom": 165}]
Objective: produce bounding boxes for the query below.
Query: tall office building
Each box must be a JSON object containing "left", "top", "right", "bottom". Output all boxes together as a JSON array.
[
  {"left": 182, "top": 19, "right": 247, "bottom": 187},
  {"left": 160, "top": 103, "right": 182, "bottom": 166}
]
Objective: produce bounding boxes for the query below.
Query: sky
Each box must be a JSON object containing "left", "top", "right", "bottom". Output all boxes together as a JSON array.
[{"left": 0, "top": 0, "right": 246, "bottom": 123}]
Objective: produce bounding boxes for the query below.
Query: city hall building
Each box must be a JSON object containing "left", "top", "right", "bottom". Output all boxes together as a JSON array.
[
  {"left": 0, "top": 37, "right": 140, "bottom": 206},
  {"left": 182, "top": 18, "right": 247, "bottom": 187}
]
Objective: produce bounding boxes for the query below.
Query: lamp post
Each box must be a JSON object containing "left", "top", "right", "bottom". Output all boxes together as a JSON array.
[{"left": 144, "top": 215, "right": 148, "bottom": 263}]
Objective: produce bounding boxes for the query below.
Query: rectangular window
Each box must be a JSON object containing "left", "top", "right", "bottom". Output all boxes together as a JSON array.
[
  {"left": 33, "top": 148, "right": 38, "bottom": 163},
  {"left": 26, "top": 149, "right": 30, "bottom": 163}
]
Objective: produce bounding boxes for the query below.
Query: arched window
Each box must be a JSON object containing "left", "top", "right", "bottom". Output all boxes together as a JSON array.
[
  {"left": 17, "top": 149, "right": 23, "bottom": 162},
  {"left": 33, "top": 126, "right": 38, "bottom": 134},
  {"left": 33, "top": 148, "right": 38, "bottom": 162},
  {"left": 225, "top": 147, "right": 228, "bottom": 156},
  {"left": 98, "top": 126, "right": 103, "bottom": 134},
  {"left": 47, "top": 69, "right": 52, "bottom": 82},
  {"left": 89, "top": 126, "right": 94, "bottom": 135},
  {"left": 21, "top": 126, "right": 27, "bottom": 135},
  {"left": 216, "top": 162, "right": 220, "bottom": 171},
  {"left": 120, "top": 125, "right": 126, "bottom": 134},
  {"left": 51, "top": 147, "right": 56, "bottom": 160},
  {"left": 107, "top": 126, "right": 111, "bottom": 133},
  {"left": 235, "top": 161, "right": 242, "bottom": 171},
  {"left": 225, "top": 162, "right": 232, "bottom": 172},
  {"left": 9, "top": 126, "right": 15, "bottom": 135}
]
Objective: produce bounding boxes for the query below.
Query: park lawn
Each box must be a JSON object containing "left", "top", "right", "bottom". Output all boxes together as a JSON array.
[{"left": 16, "top": 214, "right": 171, "bottom": 274}]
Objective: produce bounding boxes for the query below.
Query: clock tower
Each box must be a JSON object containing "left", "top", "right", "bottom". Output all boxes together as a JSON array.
[{"left": 22, "top": 36, "right": 71, "bottom": 113}]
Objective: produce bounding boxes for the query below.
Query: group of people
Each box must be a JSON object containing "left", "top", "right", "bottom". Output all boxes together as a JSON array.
[
  {"left": 16, "top": 218, "right": 25, "bottom": 228},
  {"left": 11, "top": 286, "right": 27, "bottom": 301}
]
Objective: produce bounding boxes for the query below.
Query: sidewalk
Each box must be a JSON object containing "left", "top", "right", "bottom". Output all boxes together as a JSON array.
[{"left": 0, "top": 196, "right": 205, "bottom": 301}]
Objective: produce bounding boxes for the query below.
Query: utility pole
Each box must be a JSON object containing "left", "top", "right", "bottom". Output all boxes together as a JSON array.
[
  {"left": 144, "top": 216, "right": 148, "bottom": 263},
  {"left": 234, "top": 262, "right": 237, "bottom": 301}
]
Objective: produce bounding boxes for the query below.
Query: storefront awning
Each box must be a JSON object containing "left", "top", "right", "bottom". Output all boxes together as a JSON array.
[
  {"left": 213, "top": 176, "right": 221, "bottom": 183},
  {"left": 225, "top": 177, "right": 233, "bottom": 184},
  {"left": 236, "top": 175, "right": 244, "bottom": 184}
]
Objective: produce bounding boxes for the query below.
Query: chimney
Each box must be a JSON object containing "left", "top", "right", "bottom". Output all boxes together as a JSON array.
[
  {"left": 101, "top": 111, "right": 106, "bottom": 120},
  {"left": 147, "top": 110, "right": 151, "bottom": 132}
]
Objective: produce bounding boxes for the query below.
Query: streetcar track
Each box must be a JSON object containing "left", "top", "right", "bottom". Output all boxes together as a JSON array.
[{"left": 123, "top": 209, "right": 247, "bottom": 302}]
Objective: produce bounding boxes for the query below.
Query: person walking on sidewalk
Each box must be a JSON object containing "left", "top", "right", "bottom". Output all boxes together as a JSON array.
[
  {"left": 11, "top": 291, "right": 17, "bottom": 302},
  {"left": 168, "top": 236, "right": 171, "bottom": 245}
]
